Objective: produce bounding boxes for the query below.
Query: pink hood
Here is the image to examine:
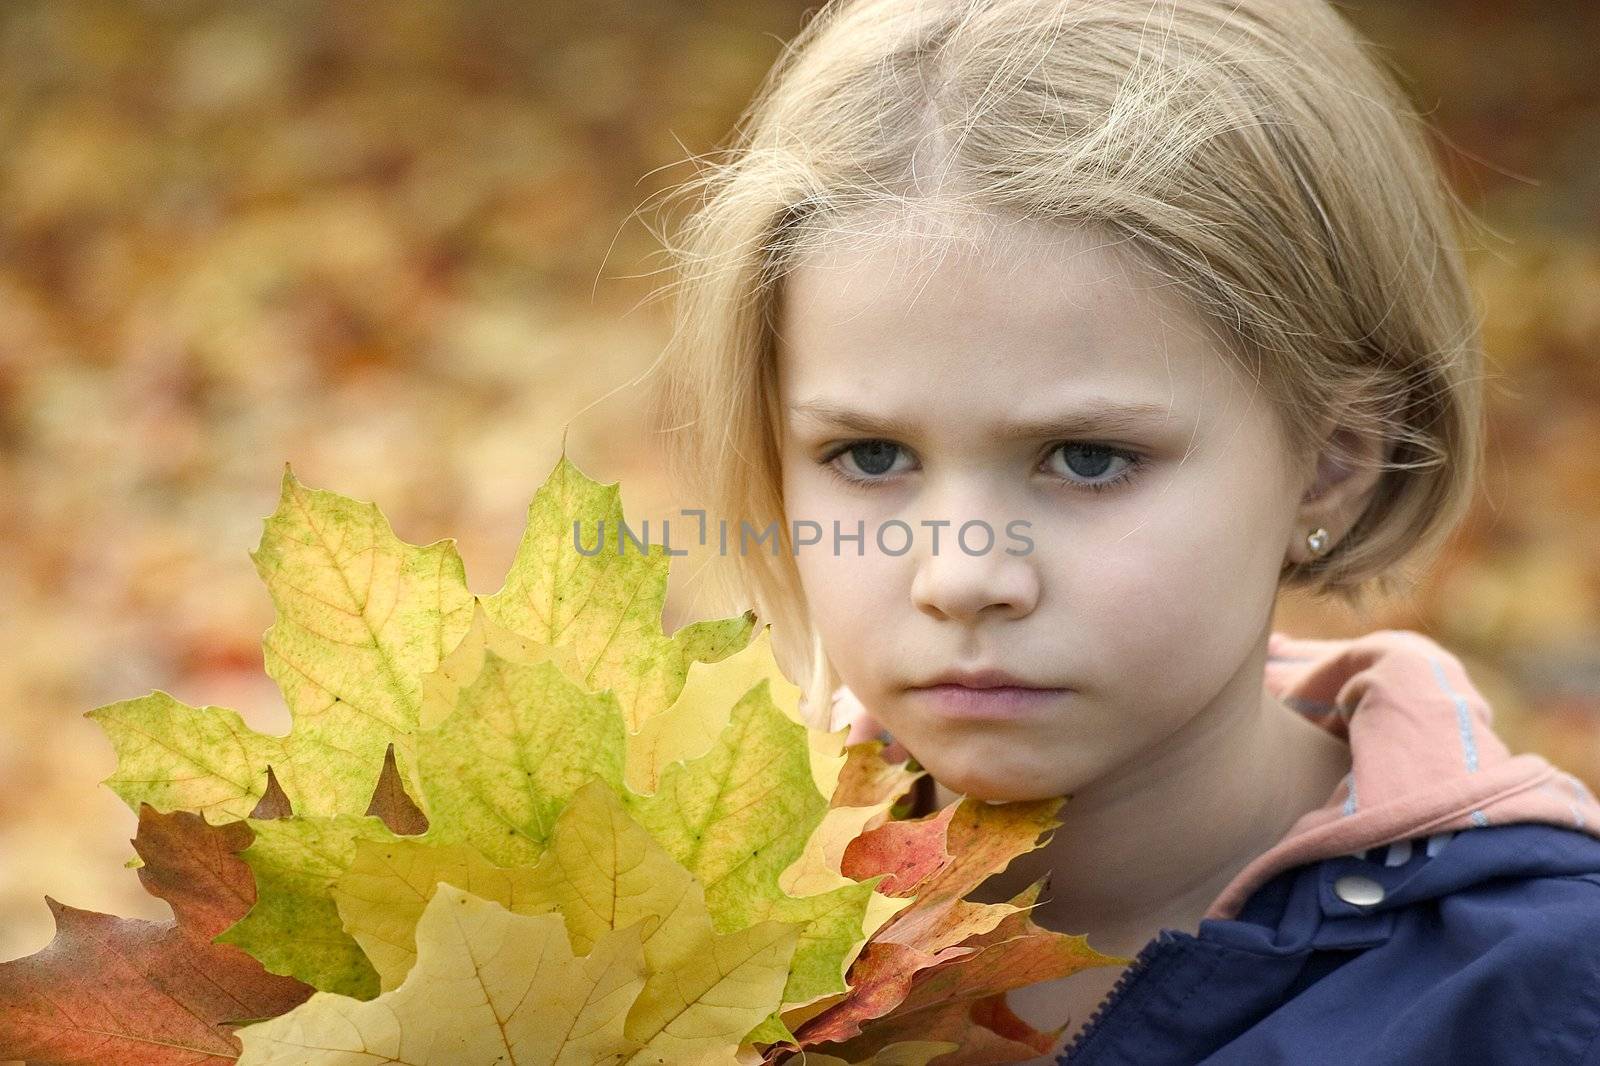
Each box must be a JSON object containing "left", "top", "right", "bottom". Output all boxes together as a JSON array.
[{"left": 1203, "top": 627, "right": 1600, "bottom": 921}]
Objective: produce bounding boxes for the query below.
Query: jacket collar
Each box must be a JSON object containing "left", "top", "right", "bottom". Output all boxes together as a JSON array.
[{"left": 1203, "top": 628, "right": 1600, "bottom": 921}]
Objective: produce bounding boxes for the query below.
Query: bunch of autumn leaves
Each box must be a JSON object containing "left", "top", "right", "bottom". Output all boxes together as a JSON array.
[{"left": 0, "top": 455, "right": 1120, "bottom": 1065}]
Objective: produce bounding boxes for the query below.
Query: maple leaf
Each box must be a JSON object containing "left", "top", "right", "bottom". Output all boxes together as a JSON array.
[
  {"left": 235, "top": 881, "right": 655, "bottom": 1065},
  {"left": 794, "top": 878, "right": 1120, "bottom": 1064},
  {"left": 240, "top": 858, "right": 804, "bottom": 1066},
  {"left": 0, "top": 805, "right": 312, "bottom": 1064},
  {"left": 755, "top": 795, "right": 1127, "bottom": 1063},
  {"left": 85, "top": 465, "right": 479, "bottom": 822},
  {"left": 214, "top": 811, "right": 404, "bottom": 998},
  {"left": 332, "top": 775, "right": 795, "bottom": 999},
  {"left": 617, "top": 651, "right": 896, "bottom": 1038},
  {"left": 774, "top": 739, "right": 932, "bottom": 902},
  {"left": 365, "top": 741, "right": 431, "bottom": 835},
  {"left": 480, "top": 452, "right": 757, "bottom": 734},
  {"left": 411, "top": 638, "right": 629, "bottom": 866}
]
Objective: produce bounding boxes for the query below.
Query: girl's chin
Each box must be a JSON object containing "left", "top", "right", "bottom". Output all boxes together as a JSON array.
[
  {"left": 908, "top": 736, "right": 1081, "bottom": 800},
  {"left": 922, "top": 767, "right": 1075, "bottom": 806}
]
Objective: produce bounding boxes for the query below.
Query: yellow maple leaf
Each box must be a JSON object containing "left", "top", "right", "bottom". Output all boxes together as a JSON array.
[{"left": 236, "top": 881, "right": 650, "bottom": 1065}]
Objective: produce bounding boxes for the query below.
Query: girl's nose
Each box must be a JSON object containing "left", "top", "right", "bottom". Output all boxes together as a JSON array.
[{"left": 910, "top": 536, "right": 1039, "bottom": 622}]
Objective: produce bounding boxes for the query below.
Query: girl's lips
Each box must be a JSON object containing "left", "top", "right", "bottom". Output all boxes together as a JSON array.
[{"left": 910, "top": 684, "right": 1070, "bottom": 720}]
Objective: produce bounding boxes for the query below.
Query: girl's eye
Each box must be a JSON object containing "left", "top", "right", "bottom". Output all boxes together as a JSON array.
[
  {"left": 1044, "top": 442, "right": 1146, "bottom": 493},
  {"left": 827, "top": 441, "right": 911, "bottom": 482},
  {"left": 819, "top": 440, "right": 1147, "bottom": 494}
]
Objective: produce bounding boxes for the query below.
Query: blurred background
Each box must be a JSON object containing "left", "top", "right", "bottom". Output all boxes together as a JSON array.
[{"left": 0, "top": 0, "right": 1596, "bottom": 967}]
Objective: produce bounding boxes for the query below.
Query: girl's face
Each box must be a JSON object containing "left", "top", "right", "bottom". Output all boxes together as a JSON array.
[{"left": 776, "top": 215, "right": 1313, "bottom": 802}]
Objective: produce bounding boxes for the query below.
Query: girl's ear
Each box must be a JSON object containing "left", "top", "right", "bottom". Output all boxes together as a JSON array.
[{"left": 1288, "top": 423, "right": 1389, "bottom": 564}]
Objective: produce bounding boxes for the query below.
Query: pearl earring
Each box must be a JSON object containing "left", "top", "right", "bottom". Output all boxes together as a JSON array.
[{"left": 1306, "top": 527, "right": 1331, "bottom": 556}]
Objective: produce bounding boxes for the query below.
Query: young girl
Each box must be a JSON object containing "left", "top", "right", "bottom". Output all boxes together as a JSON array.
[{"left": 645, "top": 0, "right": 1600, "bottom": 1061}]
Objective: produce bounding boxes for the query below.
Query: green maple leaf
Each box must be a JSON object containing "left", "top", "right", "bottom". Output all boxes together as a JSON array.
[
  {"left": 414, "top": 651, "right": 628, "bottom": 866},
  {"left": 87, "top": 466, "right": 477, "bottom": 821},
  {"left": 619, "top": 670, "right": 881, "bottom": 1016},
  {"left": 214, "top": 813, "right": 398, "bottom": 999},
  {"left": 481, "top": 453, "right": 755, "bottom": 734}
]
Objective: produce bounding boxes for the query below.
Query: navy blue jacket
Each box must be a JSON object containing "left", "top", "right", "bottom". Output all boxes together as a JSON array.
[{"left": 1056, "top": 823, "right": 1600, "bottom": 1064}]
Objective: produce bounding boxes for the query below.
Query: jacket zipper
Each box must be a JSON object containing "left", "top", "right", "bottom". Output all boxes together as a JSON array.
[{"left": 1055, "top": 927, "right": 1192, "bottom": 1063}]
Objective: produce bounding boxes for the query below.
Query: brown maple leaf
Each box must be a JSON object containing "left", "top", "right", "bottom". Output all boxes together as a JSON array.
[
  {"left": 0, "top": 801, "right": 314, "bottom": 1065},
  {"left": 364, "top": 741, "right": 429, "bottom": 836},
  {"left": 765, "top": 790, "right": 1125, "bottom": 1063}
]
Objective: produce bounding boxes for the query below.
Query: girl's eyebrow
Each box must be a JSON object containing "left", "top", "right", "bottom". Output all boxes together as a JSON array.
[{"left": 786, "top": 398, "right": 1177, "bottom": 439}]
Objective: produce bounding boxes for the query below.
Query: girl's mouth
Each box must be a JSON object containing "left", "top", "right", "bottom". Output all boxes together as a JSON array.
[{"left": 909, "top": 684, "right": 1070, "bottom": 720}]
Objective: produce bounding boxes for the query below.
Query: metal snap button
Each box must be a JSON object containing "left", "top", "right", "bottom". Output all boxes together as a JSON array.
[{"left": 1333, "top": 873, "right": 1386, "bottom": 906}]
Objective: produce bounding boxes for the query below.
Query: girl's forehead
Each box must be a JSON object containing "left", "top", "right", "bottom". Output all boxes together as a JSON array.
[
  {"left": 777, "top": 217, "right": 1236, "bottom": 391},
  {"left": 783, "top": 210, "right": 1190, "bottom": 325}
]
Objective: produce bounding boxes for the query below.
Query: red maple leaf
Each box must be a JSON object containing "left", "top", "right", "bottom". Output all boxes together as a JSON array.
[{"left": 0, "top": 803, "right": 314, "bottom": 1065}]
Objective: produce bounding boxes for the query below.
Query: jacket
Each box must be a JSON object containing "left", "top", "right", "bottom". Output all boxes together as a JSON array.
[
  {"left": 823, "top": 628, "right": 1600, "bottom": 1063},
  {"left": 1055, "top": 628, "right": 1600, "bottom": 1064}
]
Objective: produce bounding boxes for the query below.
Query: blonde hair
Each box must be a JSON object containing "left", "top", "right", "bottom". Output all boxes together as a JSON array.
[{"left": 642, "top": 0, "right": 1487, "bottom": 727}]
